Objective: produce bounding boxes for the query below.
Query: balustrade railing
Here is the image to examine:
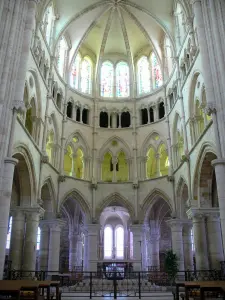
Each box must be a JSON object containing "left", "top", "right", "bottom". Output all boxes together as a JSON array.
[{"left": 5, "top": 269, "right": 225, "bottom": 299}]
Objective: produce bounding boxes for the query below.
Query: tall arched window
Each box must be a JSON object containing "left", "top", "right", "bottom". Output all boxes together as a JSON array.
[
  {"left": 80, "top": 57, "right": 92, "bottom": 94},
  {"left": 130, "top": 231, "right": 133, "bottom": 259},
  {"left": 104, "top": 226, "right": 113, "bottom": 258},
  {"left": 116, "top": 62, "right": 129, "bottom": 98},
  {"left": 137, "top": 56, "right": 151, "bottom": 95},
  {"left": 70, "top": 54, "right": 81, "bottom": 89},
  {"left": 42, "top": 4, "right": 54, "bottom": 44},
  {"left": 115, "top": 226, "right": 124, "bottom": 258},
  {"left": 37, "top": 227, "right": 41, "bottom": 250},
  {"left": 56, "top": 37, "right": 68, "bottom": 78},
  {"left": 101, "top": 61, "right": 114, "bottom": 97},
  {"left": 6, "top": 217, "right": 12, "bottom": 249},
  {"left": 151, "top": 53, "right": 163, "bottom": 89}
]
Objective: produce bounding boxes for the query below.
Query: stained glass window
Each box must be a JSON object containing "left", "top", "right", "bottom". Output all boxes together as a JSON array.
[
  {"left": 6, "top": 217, "right": 12, "bottom": 249},
  {"left": 36, "top": 227, "right": 41, "bottom": 251},
  {"left": 104, "top": 226, "right": 113, "bottom": 258},
  {"left": 137, "top": 56, "right": 151, "bottom": 95},
  {"left": 151, "top": 52, "right": 163, "bottom": 89},
  {"left": 101, "top": 61, "right": 114, "bottom": 97},
  {"left": 115, "top": 226, "right": 124, "bottom": 258},
  {"left": 130, "top": 231, "right": 133, "bottom": 259},
  {"left": 70, "top": 54, "right": 81, "bottom": 89},
  {"left": 56, "top": 37, "right": 68, "bottom": 78},
  {"left": 116, "top": 62, "right": 129, "bottom": 98},
  {"left": 80, "top": 58, "right": 92, "bottom": 94}
]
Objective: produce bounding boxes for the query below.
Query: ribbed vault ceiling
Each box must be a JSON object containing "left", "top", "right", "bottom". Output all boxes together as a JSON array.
[{"left": 52, "top": 0, "right": 175, "bottom": 67}]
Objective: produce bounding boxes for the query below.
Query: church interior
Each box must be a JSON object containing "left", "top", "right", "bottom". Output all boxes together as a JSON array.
[{"left": 1, "top": 0, "right": 225, "bottom": 298}]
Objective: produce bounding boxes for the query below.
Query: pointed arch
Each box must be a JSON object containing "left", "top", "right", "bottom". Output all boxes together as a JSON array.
[
  {"left": 70, "top": 52, "right": 81, "bottom": 89},
  {"left": 60, "top": 189, "right": 91, "bottom": 223},
  {"left": 176, "top": 176, "right": 189, "bottom": 218},
  {"left": 192, "top": 142, "right": 217, "bottom": 205},
  {"left": 80, "top": 56, "right": 92, "bottom": 94},
  {"left": 101, "top": 60, "right": 114, "bottom": 98},
  {"left": 141, "top": 188, "right": 173, "bottom": 222},
  {"left": 56, "top": 36, "right": 68, "bottom": 78},
  {"left": 99, "top": 136, "right": 132, "bottom": 159},
  {"left": 137, "top": 56, "right": 151, "bottom": 95},
  {"left": 41, "top": 177, "right": 57, "bottom": 219},
  {"left": 150, "top": 52, "right": 163, "bottom": 89},
  {"left": 96, "top": 192, "right": 135, "bottom": 222},
  {"left": 116, "top": 61, "right": 129, "bottom": 98},
  {"left": 12, "top": 144, "right": 37, "bottom": 206}
]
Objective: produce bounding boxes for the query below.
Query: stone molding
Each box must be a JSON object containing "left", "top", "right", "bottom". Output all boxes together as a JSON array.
[
  {"left": 186, "top": 207, "right": 220, "bottom": 220},
  {"left": 40, "top": 219, "right": 66, "bottom": 231},
  {"left": 212, "top": 159, "right": 225, "bottom": 167},
  {"left": 4, "top": 157, "right": 18, "bottom": 167},
  {"left": 166, "top": 218, "right": 184, "bottom": 231}
]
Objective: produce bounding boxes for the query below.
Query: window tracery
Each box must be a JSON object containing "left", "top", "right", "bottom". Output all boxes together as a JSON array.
[
  {"left": 70, "top": 54, "right": 81, "bottom": 90},
  {"left": 151, "top": 52, "right": 163, "bottom": 89},
  {"left": 56, "top": 36, "right": 68, "bottom": 78},
  {"left": 101, "top": 61, "right": 114, "bottom": 98},
  {"left": 103, "top": 225, "right": 124, "bottom": 259},
  {"left": 116, "top": 61, "right": 129, "bottom": 98},
  {"left": 80, "top": 57, "right": 92, "bottom": 94},
  {"left": 137, "top": 56, "right": 151, "bottom": 95}
]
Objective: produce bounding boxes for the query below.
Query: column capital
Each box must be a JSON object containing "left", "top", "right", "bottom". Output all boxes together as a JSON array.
[
  {"left": 166, "top": 218, "right": 184, "bottom": 231},
  {"left": 23, "top": 205, "right": 45, "bottom": 220},
  {"left": 186, "top": 207, "right": 220, "bottom": 220},
  {"left": 212, "top": 158, "right": 225, "bottom": 167},
  {"left": 40, "top": 219, "right": 66, "bottom": 231},
  {"left": 85, "top": 224, "right": 100, "bottom": 235},
  {"left": 205, "top": 102, "right": 217, "bottom": 116},
  {"left": 130, "top": 224, "right": 143, "bottom": 234},
  {"left": 190, "top": 0, "right": 202, "bottom": 5}
]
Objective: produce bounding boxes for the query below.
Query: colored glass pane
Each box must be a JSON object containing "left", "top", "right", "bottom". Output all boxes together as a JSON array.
[
  {"left": 37, "top": 227, "right": 41, "bottom": 250},
  {"left": 101, "top": 61, "right": 113, "bottom": 97},
  {"left": 57, "top": 37, "right": 67, "bottom": 77},
  {"left": 6, "top": 217, "right": 12, "bottom": 249},
  {"left": 70, "top": 54, "right": 81, "bottom": 89},
  {"left": 151, "top": 53, "right": 163, "bottom": 89},
  {"left": 104, "top": 226, "right": 113, "bottom": 258},
  {"left": 137, "top": 56, "right": 151, "bottom": 95},
  {"left": 80, "top": 58, "right": 91, "bottom": 94},
  {"left": 115, "top": 226, "right": 124, "bottom": 258},
  {"left": 116, "top": 62, "right": 129, "bottom": 97}
]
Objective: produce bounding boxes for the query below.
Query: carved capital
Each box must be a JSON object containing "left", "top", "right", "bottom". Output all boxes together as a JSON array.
[
  {"left": 167, "top": 175, "right": 174, "bottom": 182},
  {"left": 205, "top": 102, "right": 216, "bottom": 116},
  {"left": 12, "top": 101, "right": 26, "bottom": 113},
  {"left": 58, "top": 175, "right": 66, "bottom": 182},
  {"left": 41, "top": 154, "right": 49, "bottom": 164}
]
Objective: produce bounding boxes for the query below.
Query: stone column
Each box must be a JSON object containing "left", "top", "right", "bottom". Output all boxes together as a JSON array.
[
  {"left": 76, "top": 235, "right": 83, "bottom": 267},
  {"left": 0, "top": 158, "right": 17, "bottom": 279},
  {"left": 148, "top": 231, "right": 160, "bottom": 270},
  {"left": 9, "top": 210, "right": 25, "bottom": 270},
  {"left": 38, "top": 222, "right": 49, "bottom": 271},
  {"left": 167, "top": 219, "right": 184, "bottom": 271},
  {"left": 212, "top": 159, "right": 225, "bottom": 254},
  {"left": 206, "top": 212, "right": 224, "bottom": 269},
  {"left": 85, "top": 224, "right": 99, "bottom": 272},
  {"left": 23, "top": 207, "right": 44, "bottom": 271},
  {"left": 68, "top": 232, "right": 77, "bottom": 271},
  {"left": 187, "top": 209, "right": 209, "bottom": 270},
  {"left": 48, "top": 219, "right": 66, "bottom": 272},
  {"left": 183, "top": 223, "right": 193, "bottom": 270},
  {"left": 130, "top": 225, "right": 142, "bottom": 271}
]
